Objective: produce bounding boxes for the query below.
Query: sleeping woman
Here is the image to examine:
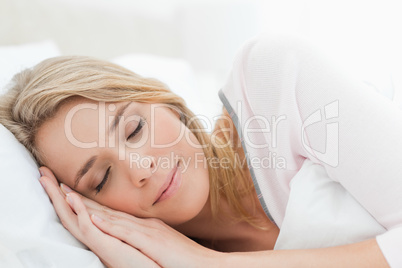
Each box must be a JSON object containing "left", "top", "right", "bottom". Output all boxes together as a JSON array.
[{"left": 0, "top": 33, "right": 400, "bottom": 267}]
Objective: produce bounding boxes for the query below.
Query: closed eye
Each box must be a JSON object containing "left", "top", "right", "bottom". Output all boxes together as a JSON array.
[
  {"left": 127, "top": 117, "right": 145, "bottom": 140},
  {"left": 95, "top": 166, "right": 111, "bottom": 194}
]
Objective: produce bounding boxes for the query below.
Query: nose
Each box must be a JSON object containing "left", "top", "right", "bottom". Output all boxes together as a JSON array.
[{"left": 131, "top": 155, "right": 156, "bottom": 187}]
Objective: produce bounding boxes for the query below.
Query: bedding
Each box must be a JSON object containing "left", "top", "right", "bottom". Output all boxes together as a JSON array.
[{"left": 0, "top": 124, "right": 105, "bottom": 267}]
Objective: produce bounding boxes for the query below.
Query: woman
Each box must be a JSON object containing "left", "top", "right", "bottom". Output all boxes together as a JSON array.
[{"left": 0, "top": 33, "right": 398, "bottom": 267}]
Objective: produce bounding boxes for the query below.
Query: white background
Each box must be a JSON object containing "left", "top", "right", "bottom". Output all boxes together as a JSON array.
[{"left": 1, "top": 0, "right": 402, "bottom": 109}]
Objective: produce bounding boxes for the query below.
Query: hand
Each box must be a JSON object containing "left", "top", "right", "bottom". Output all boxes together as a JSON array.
[
  {"left": 57, "top": 181, "right": 223, "bottom": 268},
  {"left": 83, "top": 202, "right": 221, "bottom": 268},
  {"left": 39, "top": 167, "right": 160, "bottom": 268}
]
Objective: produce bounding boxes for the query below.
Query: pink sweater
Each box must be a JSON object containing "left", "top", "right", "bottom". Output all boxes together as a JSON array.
[{"left": 219, "top": 33, "right": 402, "bottom": 267}]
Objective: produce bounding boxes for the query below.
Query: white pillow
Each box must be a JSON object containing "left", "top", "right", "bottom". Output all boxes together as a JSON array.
[
  {"left": 0, "top": 125, "right": 104, "bottom": 267},
  {"left": 0, "top": 41, "right": 105, "bottom": 267}
]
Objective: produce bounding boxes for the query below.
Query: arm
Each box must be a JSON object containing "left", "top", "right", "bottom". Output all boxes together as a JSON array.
[
  {"left": 223, "top": 239, "right": 389, "bottom": 267},
  {"left": 40, "top": 166, "right": 388, "bottom": 268}
]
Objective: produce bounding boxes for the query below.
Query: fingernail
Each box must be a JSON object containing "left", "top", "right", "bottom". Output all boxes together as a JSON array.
[
  {"left": 61, "top": 183, "right": 72, "bottom": 193},
  {"left": 66, "top": 194, "right": 74, "bottom": 206},
  {"left": 92, "top": 214, "right": 103, "bottom": 222},
  {"left": 39, "top": 179, "right": 46, "bottom": 189}
]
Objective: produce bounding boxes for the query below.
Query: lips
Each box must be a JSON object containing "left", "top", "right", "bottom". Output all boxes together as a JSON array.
[{"left": 153, "top": 161, "right": 180, "bottom": 205}]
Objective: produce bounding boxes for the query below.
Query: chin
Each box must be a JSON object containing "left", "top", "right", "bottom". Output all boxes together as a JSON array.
[
  {"left": 164, "top": 194, "right": 209, "bottom": 226},
  {"left": 158, "top": 166, "right": 210, "bottom": 226}
]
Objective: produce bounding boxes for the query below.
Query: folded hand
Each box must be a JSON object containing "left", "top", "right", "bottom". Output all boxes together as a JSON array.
[
  {"left": 39, "top": 166, "right": 223, "bottom": 268},
  {"left": 39, "top": 167, "right": 160, "bottom": 268}
]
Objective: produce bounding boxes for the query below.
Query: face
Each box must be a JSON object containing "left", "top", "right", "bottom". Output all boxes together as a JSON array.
[{"left": 36, "top": 97, "right": 210, "bottom": 226}]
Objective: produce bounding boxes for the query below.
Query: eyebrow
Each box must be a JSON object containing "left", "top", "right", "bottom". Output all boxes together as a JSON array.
[
  {"left": 73, "top": 102, "right": 133, "bottom": 189},
  {"left": 74, "top": 155, "right": 97, "bottom": 188}
]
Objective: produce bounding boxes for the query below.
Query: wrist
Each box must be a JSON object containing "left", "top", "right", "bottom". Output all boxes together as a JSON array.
[
  {"left": 213, "top": 251, "right": 245, "bottom": 267},
  {"left": 201, "top": 248, "right": 232, "bottom": 268},
  {"left": 216, "top": 251, "right": 274, "bottom": 267}
]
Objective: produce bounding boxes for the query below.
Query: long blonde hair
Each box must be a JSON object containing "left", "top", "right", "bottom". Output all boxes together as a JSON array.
[{"left": 0, "top": 56, "right": 263, "bottom": 229}]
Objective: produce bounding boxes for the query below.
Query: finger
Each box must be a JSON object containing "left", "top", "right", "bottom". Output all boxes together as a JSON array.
[
  {"left": 60, "top": 183, "right": 104, "bottom": 209},
  {"left": 67, "top": 194, "right": 160, "bottom": 267},
  {"left": 90, "top": 214, "right": 147, "bottom": 245},
  {"left": 39, "top": 176, "right": 80, "bottom": 234},
  {"left": 60, "top": 183, "right": 79, "bottom": 199},
  {"left": 90, "top": 214, "right": 171, "bottom": 266},
  {"left": 59, "top": 183, "right": 139, "bottom": 225},
  {"left": 39, "top": 167, "right": 67, "bottom": 198},
  {"left": 86, "top": 204, "right": 150, "bottom": 228},
  {"left": 39, "top": 166, "right": 59, "bottom": 186},
  {"left": 65, "top": 193, "right": 142, "bottom": 240},
  {"left": 64, "top": 192, "right": 122, "bottom": 246},
  {"left": 41, "top": 178, "right": 160, "bottom": 267},
  {"left": 90, "top": 213, "right": 157, "bottom": 245},
  {"left": 60, "top": 183, "right": 99, "bottom": 209},
  {"left": 65, "top": 192, "right": 98, "bottom": 238},
  {"left": 60, "top": 182, "right": 150, "bottom": 228}
]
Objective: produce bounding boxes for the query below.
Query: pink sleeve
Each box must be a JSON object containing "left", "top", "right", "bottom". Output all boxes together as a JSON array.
[{"left": 240, "top": 33, "right": 402, "bottom": 267}]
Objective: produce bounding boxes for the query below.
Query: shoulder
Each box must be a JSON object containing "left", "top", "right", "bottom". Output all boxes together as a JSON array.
[{"left": 222, "top": 33, "right": 314, "bottom": 115}]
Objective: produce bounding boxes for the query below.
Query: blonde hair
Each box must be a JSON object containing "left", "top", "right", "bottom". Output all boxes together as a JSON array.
[{"left": 0, "top": 56, "right": 263, "bottom": 230}]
